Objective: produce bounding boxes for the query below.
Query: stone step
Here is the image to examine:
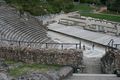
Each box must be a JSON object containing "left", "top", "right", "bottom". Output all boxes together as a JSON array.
[
  {"left": 73, "top": 73, "right": 116, "bottom": 77},
  {"left": 64, "top": 74, "right": 120, "bottom": 80},
  {"left": 83, "top": 57, "right": 102, "bottom": 74}
]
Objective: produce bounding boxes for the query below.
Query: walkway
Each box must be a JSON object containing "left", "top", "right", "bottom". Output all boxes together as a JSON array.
[
  {"left": 47, "top": 28, "right": 120, "bottom": 80},
  {"left": 46, "top": 12, "right": 120, "bottom": 80},
  {"left": 48, "top": 23, "right": 120, "bottom": 47},
  {"left": 64, "top": 74, "right": 120, "bottom": 80},
  {"left": 83, "top": 48, "right": 103, "bottom": 74}
]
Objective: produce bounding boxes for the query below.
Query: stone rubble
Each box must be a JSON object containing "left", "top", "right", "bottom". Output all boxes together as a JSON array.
[
  {"left": 0, "top": 58, "right": 74, "bottom": 80},
  {"left": 17, "top": 72, "right": 54, "bottom": 80},
  {"left": 101, "top": 49, "right": 120, "bottom": 74},
  {"left": 0, "top": 47, "right": 83, "bottom": 68},
  {"left": 0, "top": 73, "right": 9, "bottom": 80},
  {"left": 16, "top": 67, "right": 73, "bottom": 80},
  {"left": 0, "top": 47, "right": 83, "bottom": 79}
]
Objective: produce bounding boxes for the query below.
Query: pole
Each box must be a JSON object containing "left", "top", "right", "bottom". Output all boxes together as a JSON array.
[
  {"left": 79, "top": 40, "right": 81, "bottom": 49},
  {"left": 19, "top": 41, "right": 21, "bottom": 48},
  {"left": 61, "top": 44, "right": 63, "bottom": 50},
  {"left": 46, "top": 43, "right": 48, "bottom": 49},
  {"left": 76, "top": 44, "right": 78, "bottom": 49}
]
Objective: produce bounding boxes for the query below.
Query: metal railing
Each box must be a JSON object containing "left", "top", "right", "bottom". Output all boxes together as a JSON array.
[
  {"left": 108, "top": 39, "right": 114, "bottom": 47},
  {"left": 0, "top": 39, "right": 82, "bottom": 49},
  {"left": 106, "top": 39, "right": 120, "bottom": 51}
]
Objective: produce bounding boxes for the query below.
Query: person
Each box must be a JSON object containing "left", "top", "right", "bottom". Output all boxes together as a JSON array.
[
  {"left": 92, "top": 44, "right": 95, "bottom": 50},
  {"left": 83, "top": 45, "right": 85, "bottom": 50}
]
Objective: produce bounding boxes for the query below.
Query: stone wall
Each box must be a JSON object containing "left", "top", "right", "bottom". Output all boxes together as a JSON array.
[
  {"left": 101, "top": 50, "right": 120, "bottom": 73},
  {"left": 0, "top": 47, "right": 83, "bottom": 68}
]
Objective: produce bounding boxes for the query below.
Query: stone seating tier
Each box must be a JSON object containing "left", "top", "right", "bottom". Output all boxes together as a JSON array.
[{"left": 0, "top": 5, "right": 52, "bottom": 49}]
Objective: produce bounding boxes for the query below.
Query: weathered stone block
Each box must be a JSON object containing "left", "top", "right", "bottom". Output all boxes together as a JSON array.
[{"left": 101, "top": 50, "right": 120, "bottom": 74}]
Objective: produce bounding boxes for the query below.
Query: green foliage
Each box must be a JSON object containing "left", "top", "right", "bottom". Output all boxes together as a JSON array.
[
  {"left": 5, "top": 0, "right": 74, "bottom": 16},
  {"left": 80, "top": 0, "right": 100, "bottom": 4},
  {"left": 99, "top": 0, "right": 120, "bottom": 13},
  {"left": 5, "top": 60, "right": 18, "bottom": 64},
  {"left": 108, "top": 0, "right": 120, "bottom": 12},
  {"left": 73, "top": 4, "right": 94, "bottom": 11},
  {"left": 8, "top": 61, "right": 61, "bottom": 77},
  {"left": 100, "top": 0, "right": 107, "bottom": 5}
]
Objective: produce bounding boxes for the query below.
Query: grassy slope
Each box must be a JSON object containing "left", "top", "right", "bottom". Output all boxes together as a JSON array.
[
  {"left": 74, "top": 4, "right": 120, "bottom": 22},
  {"left": 5, "top": 61, "right": 61, "bottom": 77},
  {"left": 73, "top": 4, "right": 94, "bottom": 11},
  {"left": 81, "top": 13, "right": 120, "bottom": 22}
]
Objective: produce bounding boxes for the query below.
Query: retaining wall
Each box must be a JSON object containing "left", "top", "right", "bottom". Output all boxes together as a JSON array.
[
  {"left": 0, "top": 47, "right": 83, "bottom": 68},
  {"left": 101, "top": 50, "right": 120, "bottom": 73}
]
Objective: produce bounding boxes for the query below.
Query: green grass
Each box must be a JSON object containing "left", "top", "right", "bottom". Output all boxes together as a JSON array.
[
  {"left": 102, "top": 11, "right": 120, "bottom": 15},
  {"left": 6, "top": 60, "right": 61, "bottom": 77},
  {"left": 5, "top": 60, "right": 18, "bottom": 64},
  {"left": 81, "top": 13, "right": 120, "bottom": 22},
  {"left": 73, "top": 4, "right": 94, "bottom": 12},
  {"left": 73, "top": 4, "right": 120, "bottom": 22}
]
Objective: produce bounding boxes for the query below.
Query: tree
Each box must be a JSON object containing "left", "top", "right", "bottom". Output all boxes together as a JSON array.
[
  {"left": 4, "top": 0, "right": 74, "bottom": 15},
  {"left": 109, "top": 0, "right": 120, "bottom": 12},
  {"left": 100, "top": 0, "right": 107, "bottom": 5}
]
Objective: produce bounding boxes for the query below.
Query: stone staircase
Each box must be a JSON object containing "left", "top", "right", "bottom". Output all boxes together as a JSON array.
[
  {"left": 64, "top": 74, "right": 120, "bottom": 80},
  {"left": 63, "top": 49, "right": 120, "bottom": 80},
  {"left": 83, "top": 57, "right": 101, "bottom": 74}
]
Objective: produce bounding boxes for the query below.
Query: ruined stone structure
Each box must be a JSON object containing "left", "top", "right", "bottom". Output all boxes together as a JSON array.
[
  {"left": 0, "top": 0, "right": 6, "bottom": 5},
  {"left": 0, "top": 5, "right": 55, "bottom": 48},
  {"left": 17, "top": 67, "right": 73, "bottom": 80},
  {"left": 0, "top": 47, "right": 83, "bottom": 68},
  {"left": 101, "top": 49, "right": 120, "bottom": 74},
  {"left": 59, "top": 13, "right": 120, "bottom": 36}
]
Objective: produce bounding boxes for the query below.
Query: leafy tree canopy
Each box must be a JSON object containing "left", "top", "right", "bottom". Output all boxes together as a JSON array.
[{"left": 5, "top": 0, "right": 74, "bottom": 15}]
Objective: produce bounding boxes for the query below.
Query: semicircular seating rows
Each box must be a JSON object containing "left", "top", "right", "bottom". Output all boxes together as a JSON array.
[{"left": 0, "top": 5, "right": 58, "bottom": 49}]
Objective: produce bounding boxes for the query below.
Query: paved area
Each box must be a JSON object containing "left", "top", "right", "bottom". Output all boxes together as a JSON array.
[
  {"left": 48, "top": 31, "right": 105, "bottom": 74},
  {"left": 48, "top": 23, "right": 120, "bottom": 47},
  {"left": 64, "top": 74, "right": 120, "bottom": 80},
  {"left": 46, "top": 12, "right": 120, "bottom": 80},
  {"left": 48, "top": 31, "right": 105, "bottom": 57}
]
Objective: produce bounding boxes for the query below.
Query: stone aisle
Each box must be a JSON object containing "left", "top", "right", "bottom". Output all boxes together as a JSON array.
[
  {"left": 81, "top": 47, "right": 105, "bottom": 73},
  {"left": 83, "top": 57, "right": 101, "bottom": 74},
  {"left": 64, "top": 48, "right": 108, "bottom": 80},
  {"left": 63, "top": 49, "right": 120, "bottom": 80}
]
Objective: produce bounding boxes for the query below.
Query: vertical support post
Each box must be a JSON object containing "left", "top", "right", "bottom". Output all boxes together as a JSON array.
[
  {"left": 76, "top": 44, "right": 78, "bottom": 49},
  {"left": 112, "top": 40, "right": 114, "bottom": 51},
  {"left": 18, "top": 41, "right": 21, "bottom": 60},
  {"left": 61, "top": 44, "right": 63, "bottom": 50},
  {"left": 19, "top": 41, "right": 21, "bottom": 48},
  {"left": 79, "top": 40, "right": 81, "bottom": 49},
  {"left": 46, "top": 43, "right": 48, "bottom": 49},
  {"left": 115, "top": 44, "right": 117, "bottom": 49}
]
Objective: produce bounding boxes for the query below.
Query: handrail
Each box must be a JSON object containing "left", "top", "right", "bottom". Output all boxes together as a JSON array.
[
  {"left": 0, "top": 39, "right": 82, "bottom": 49},
  {"left": 0, "top": 39, "right": 80, "bottom": 44},
  {"left": 106, "top": 39, "right": 120, "bottom": 51},
  {"left": 108, "top": 39, "right": 114, "bottom": 47}
]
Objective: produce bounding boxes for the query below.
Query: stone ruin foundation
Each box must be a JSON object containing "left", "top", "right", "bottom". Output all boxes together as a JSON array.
[
  {"left": 0, "top": 47, "right": 83, "bottom": 69},
  {"left": 101, "top": 49, "right": 120, "bottom": 74}
]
